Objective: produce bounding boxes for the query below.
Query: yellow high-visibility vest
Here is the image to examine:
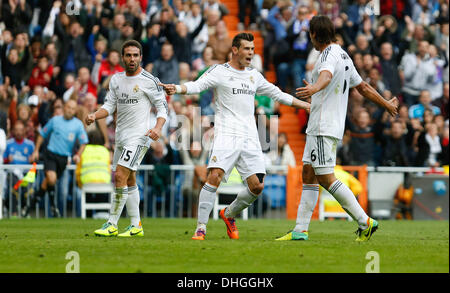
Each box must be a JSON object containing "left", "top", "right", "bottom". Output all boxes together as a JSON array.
[
  {"left": 79, "top": 144, "right": 111, "bottom": 186},
  {"left": 219, "top": 167, "right": 244, "bottom": 188}
]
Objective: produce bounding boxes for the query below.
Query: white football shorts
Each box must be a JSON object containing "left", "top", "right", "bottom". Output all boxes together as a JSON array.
[
  {"left": 207, "top": 135, "right": 266, "bottom": 183},
  {"left": 302, "top": 135, "right": 339, "bottom": 175},
  {"left": 113, "top": 144, "right": 149, "bottom": 172}
]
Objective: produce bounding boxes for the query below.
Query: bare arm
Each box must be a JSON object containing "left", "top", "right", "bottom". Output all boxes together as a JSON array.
[
  {"left": 145, "top": 117, "right": 166, "bottom": 141},
  {"left": 96, "top": 118, "right": 110, "bottom": 149},
  {"left": 354, "top": 81, "right": 399, "bottom": 116},
  {"left": 30, "top": 134, "right": 44, "bottom": 162},
  {"left": 85, "top": 108, "right": 110, "bottom": 125},
  {"left": 73, "top": 144, "right": 86, "bottom": 164},
  {"left": 291, "top": 98, "right": 311, "bottom": 112}
]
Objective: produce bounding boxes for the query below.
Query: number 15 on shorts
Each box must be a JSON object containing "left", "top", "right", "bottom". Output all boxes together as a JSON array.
[
  {"left": 120, "top": 148, "right": 133, "bottom": 162},
  {"left": 117, "top": 145, "right": 147, "bottom": 170}
]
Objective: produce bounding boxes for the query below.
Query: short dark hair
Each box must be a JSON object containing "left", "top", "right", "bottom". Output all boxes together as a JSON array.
[
  {"left": 88, "top": 130, "right": 105, "bottom": 145},
  {"left": 232, "top": 33, "right": 254, "bottom": 49},
  {"left": 108, "top": 49, "right": 120, "bottom": 57},
  {"left": 309, "top": 15, "right": 337, "bottom": 45},
  {"left": 121, "top": 40, "right": 142, "bottom": 56}
]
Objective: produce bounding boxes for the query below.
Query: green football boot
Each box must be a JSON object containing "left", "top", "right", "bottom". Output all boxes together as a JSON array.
[
  {"left": 94, "top": 222, "right": 118, "bottom": 237},
  {"left": 275, "top": 231, "right": 309, "bottom": 241},
  {"left": 118, "top": 225, "right": 144, "bottom": 237},
  {"left": 355, "top": 218, "right": 379, "bottom": 242}
]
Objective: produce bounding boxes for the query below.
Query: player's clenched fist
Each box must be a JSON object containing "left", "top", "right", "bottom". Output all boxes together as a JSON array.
[{"left": 85, "top": 113, "right": 96, "bottom": 125}]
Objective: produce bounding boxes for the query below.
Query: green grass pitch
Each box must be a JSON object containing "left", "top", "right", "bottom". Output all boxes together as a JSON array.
[{"left": 0, "top": 218, "right": 448, "bottom": 273}]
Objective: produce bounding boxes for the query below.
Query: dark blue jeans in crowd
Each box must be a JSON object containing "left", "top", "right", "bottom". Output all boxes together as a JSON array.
[
  {"left": 239, "top": 0, "right": 258, "bottom": 24},
  {"left": 276, "top": 58, "right": 307, "bottom": 92}
]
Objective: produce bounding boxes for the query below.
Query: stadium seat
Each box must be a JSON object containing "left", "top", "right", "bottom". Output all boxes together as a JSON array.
[
  {"left": 80, "top": 183, "right": 114, "bottom": 219},
  {"left": 223, "top": 15, "right": 239, "bottom": 31},
  {"left": 223, "top": 0, "right": 239, "bottom": 16},
  {"left": 264, "top": 174, "right": 287, "bottom": 208},
  {"left": 319, "top": 190, "right": 353, "bottom": 221},
  {"left": 265, "top": 71, "right": 277, "bottom": 83}
]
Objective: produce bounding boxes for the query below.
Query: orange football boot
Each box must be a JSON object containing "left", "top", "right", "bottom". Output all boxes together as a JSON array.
[
  {"left": 219, "top": 208, "right": 239, "bottom": 239},
  {"left": 192, "top": 229, "right": 206, "bottom": 240}
]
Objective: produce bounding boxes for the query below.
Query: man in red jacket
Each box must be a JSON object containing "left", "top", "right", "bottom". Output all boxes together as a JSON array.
[{"left": 97, "top": 50, "right": 124, "bottom": 86}]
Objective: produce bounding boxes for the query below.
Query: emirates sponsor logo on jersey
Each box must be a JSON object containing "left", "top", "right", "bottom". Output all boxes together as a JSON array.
[
  {"left": 119, "top": 92, "right": 138, "bottom": 104},
  {"left": 118, "top": 98, "right": 138, "bottom": 104},
  {"left": 232, "top": 83, "right": 255, "bottom": 96}
]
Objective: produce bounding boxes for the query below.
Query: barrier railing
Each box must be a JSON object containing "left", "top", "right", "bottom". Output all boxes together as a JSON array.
[
  {"left": 0, "top": 164, "right": 289, "bottom": 219},
  {"left": 0, "top": 164, "right": 447, "bottom": 220}
]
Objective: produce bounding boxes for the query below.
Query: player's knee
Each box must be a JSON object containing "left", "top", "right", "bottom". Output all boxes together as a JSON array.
[
  {"left": 114, "top": 170, "right": 128, "bottom": 186},
  {"left": 127, "top": 174, "right": 136, "bottom": 187},
  {"left": 249, "top": 182, "right": 264, "bottom": 196},
  {"left": 207, "top": 170, "right": 223, "bottom": 186},
  {"left": 302, "top": 164, "right": 317, "bottom": 184},
  {"left": 317, "top": 174, "right": 336, "bottom": 190}
]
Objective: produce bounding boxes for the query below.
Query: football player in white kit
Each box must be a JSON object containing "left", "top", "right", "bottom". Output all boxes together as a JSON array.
[
  {"left": 86, "top": 40, "right": 168, "bottom": 237},
  {"left": 276, "top": 16, "right": 399, "bottom": 242},
  {"left": 159, "top": 33, "right": 311, "bottom": 240}
]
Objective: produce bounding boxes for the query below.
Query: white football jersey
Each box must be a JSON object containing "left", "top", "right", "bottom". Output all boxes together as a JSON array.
[
  {"left": 184, "top": 63, "right": 293, "bottom": 140},
  {"left": 101, "top": 69, "right": 169, "bottom": 147},
  {"left": 306, "top": 44, "right": 362, "bottom": 139}
]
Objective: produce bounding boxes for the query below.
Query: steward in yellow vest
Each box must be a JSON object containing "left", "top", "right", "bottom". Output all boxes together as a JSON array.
[{"left": 76, "top": 130, "right": 111, "bottom": 187}]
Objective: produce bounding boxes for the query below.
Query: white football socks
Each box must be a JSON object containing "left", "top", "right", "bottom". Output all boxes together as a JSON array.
[
  {"left": 293, "top": 184, "right": 320, "bottom": 233},
  {"left": 225, "top": 187, "right": 258, "bottom": 218},
  {"left": 196, "top": 183, "right": 217, "bottom": 232},
  {"left": 126, "top": 185, "right": 141, "bottom": 228},
  {"left": 108, "top": 186, "right": 128, "bottom": 226},
  {"left": 328, "top": 179, "right": 369, "bottom": 229}
]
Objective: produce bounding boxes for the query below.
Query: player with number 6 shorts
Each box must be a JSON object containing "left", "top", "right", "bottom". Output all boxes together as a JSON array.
[
  {"left": 276, "top": 16, "right": 399, "bottom": 242},
  {"left": 86, "top": 40, "right": 168, "bottom": 237}
]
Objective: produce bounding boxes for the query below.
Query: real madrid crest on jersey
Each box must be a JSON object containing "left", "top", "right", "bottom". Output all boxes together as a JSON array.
[
  {"left": 133, "top": 85, "right": 139, "bottom": 93},
  {"left": 249, "top": 76, "right": 254, "bottom": 84}
]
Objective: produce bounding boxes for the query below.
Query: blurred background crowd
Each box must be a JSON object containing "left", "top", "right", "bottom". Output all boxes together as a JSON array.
[{"left": 0, "top": 0, "right": 449, "bottom": 174}]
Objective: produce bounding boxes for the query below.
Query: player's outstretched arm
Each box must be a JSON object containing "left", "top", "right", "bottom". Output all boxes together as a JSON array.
[
  {"left": 85, "top": 108, "right": 109, "bottom": 125},
  {"left": 159, "top": 66, "right": 219, "bottom": 96},
  {"left": 354, "top": 81, "right": 399, "bottom": 116},
  {"left": 256, "top": 72, "right": 310, "bottom": 111},
  {"left": 291, "top": 98, "right": 311, "bottom": 112},
  {"left": 158, "top": 83, "right": 187, "bottom": 95}
]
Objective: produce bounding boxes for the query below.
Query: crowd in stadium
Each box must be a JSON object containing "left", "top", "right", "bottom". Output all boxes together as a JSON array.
[{"left": 0, "top": 0, "right": 449, "bottom": 173}]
